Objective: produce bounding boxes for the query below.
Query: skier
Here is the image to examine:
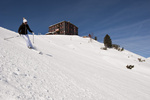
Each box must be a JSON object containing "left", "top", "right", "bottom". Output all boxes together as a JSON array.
[
  {"left": 18, "top": 18, "right": 34, "bottom": 49},
  {"left": 88, "top": 34, "right": 92, "bottom": 42}
]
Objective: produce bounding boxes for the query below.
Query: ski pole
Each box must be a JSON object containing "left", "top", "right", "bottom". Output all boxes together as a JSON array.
[
  {"left": 32, "top": 33, "right": 34, "bottom": 44},
  {"left": 4, "top": 35, "right": 20, "bottom": 40}
]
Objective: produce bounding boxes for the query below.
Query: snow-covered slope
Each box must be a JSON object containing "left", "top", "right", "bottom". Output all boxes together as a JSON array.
[{"left": 0, "top": 27, "right": 150, "bottom": 100}]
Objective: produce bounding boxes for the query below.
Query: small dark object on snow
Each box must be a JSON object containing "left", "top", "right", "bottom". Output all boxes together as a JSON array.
[
  {"left": 126, "top": 65, "right": 134, "bottom": 69},
  {"left": 138, "top": 58, "right": 145, "bottom": 62}
]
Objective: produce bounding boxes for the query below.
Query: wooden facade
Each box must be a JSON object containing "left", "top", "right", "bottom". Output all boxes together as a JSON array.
[{"left": 48, "top": 21, "right": 78, "bottom": 35}]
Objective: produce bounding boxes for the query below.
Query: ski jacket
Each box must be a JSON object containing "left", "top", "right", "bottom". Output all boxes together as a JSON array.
[{"left": 18, "top": 23, "right": 33, "bottom": 35}]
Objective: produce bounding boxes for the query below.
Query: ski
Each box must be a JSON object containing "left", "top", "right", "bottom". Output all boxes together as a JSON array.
[
  {"left": 4, "top": 35, "right": 20, "bottom": 40},
  {"left": 32, "top": 49, "right": 43, "bottom": 54},
  {"left": 29, "top": 47, "right": 43, "bottom": 55}
]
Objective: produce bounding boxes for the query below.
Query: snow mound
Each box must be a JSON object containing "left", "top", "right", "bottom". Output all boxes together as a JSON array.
[
  {"left": 0, "top": 27, "right": 150, "bottom": 100},
  {"left": 147, "top": 57, "right": 150, "bottom": 62}
]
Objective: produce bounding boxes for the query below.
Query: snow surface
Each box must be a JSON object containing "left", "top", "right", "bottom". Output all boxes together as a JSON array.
[{"left": 0, "top": 27, "right": 150, "bottom": 100}]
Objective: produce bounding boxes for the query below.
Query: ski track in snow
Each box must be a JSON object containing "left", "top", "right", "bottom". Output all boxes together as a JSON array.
[{"left": 0, "top": 27, "right": 150, "bottom": 100}]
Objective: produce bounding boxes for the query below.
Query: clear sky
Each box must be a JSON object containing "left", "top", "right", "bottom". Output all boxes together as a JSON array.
[{"left": 0, "top": 0, "right": 150, "bottom": 58}]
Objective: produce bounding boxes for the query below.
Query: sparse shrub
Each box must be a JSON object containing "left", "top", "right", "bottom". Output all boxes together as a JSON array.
[
  {"left": 121, "top": 47, "right": 124, "bottom": 51},
  {"left": 126, "top": 65, "right": 134, "bottom": 69},
  {"left": 138, "top": 58, "right": 142, "bottom": 62},
  {"left": 94, "top": 36, "right": 97, "bottom": 40},
  {"left": 112, "top": 44, "right": 124, "bottom": 51},
  {"left": 100, "top": 47, "right": 107, "bottom": 50},
  {"left": 138, "top": 58, "right": 145, "bottom": 62},
  {"left": 112, "top": 44, "right": 120, "bottom": 50}
]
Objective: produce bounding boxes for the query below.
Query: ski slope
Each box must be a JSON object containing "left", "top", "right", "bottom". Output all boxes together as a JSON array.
[{"left": 0, "top": 27, "right": 150, "bottom": 100}]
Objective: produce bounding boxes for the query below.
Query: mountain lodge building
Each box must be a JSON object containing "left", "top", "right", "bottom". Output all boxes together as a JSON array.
[{"left": 47, "top": 21, "right": 78, "bottom": 35}]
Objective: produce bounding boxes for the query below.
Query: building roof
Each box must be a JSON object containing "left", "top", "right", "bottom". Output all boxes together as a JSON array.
[{"left": 49, "top": 21, "right": 78, "bottom": 28}]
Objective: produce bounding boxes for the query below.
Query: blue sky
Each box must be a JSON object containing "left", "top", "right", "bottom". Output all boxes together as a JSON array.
[{"left": 0, "top": 0, "right": 150, "bottom": 58}]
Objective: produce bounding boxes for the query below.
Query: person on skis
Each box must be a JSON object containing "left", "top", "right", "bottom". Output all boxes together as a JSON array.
[{"left": 18, "top": 18, "right": 34, "bottom": 49}]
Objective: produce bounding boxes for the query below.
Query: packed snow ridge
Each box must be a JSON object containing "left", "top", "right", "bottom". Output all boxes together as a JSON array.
[{"left": 0, "top": 27, "right": 150, "bottom": 100}]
